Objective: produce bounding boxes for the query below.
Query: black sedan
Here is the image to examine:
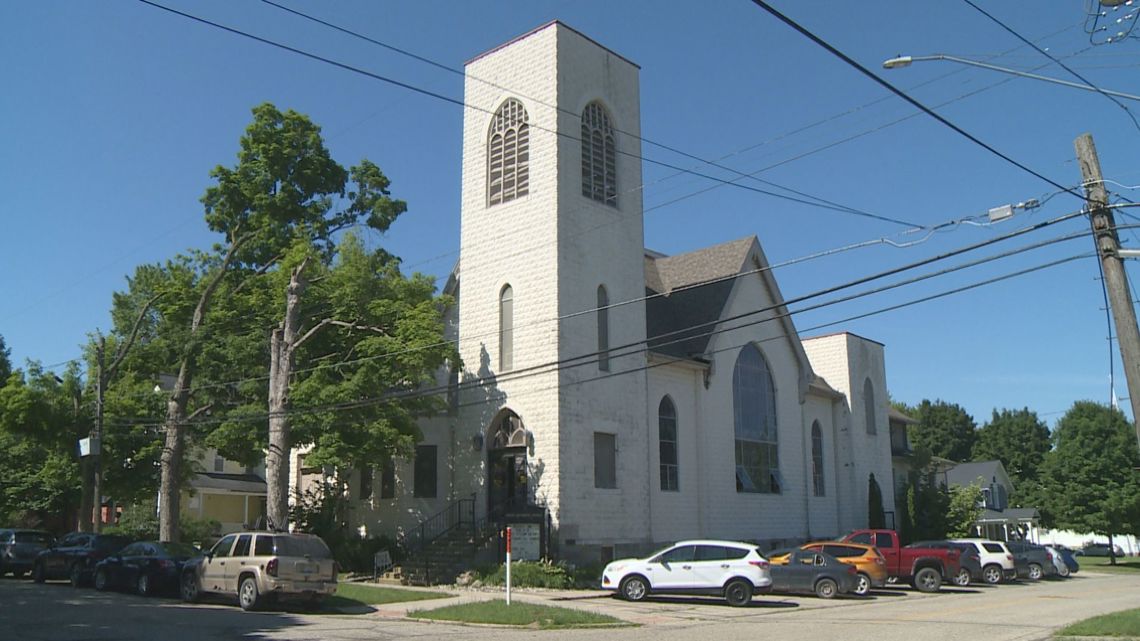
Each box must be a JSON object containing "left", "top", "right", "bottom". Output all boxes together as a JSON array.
[
  {"left": 94, "top": 541, "right": 201, "bottom": 596},
  {"left": 770, "top": 550, "right": 858, "bottom": 598},
  {"left": 33, "top": 533, "right": 133, "bottom": 586}
]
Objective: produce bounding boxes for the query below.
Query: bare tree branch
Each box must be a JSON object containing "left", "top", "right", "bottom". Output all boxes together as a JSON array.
[
  {"left": 186, "top": 402, "right": 215, "bottom": 423},
  {"left": 107, "top": 292, "right": 164, "bottom": 378}
]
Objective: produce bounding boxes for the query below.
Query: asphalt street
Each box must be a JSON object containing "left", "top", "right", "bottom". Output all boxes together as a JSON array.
[{"left": 2, "top": 571, "right": 1137, "bottom": 641}]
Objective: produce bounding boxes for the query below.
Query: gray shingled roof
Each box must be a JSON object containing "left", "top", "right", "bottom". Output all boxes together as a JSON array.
[
  {"left": 977, "top": 507, "right": 1039, "bottom": 523},
  {"left": 644, "top": 237, "right": 755, "bottom": 359},
  {"left": 946, "top": 461, "right": 1008, "bottom": 489}
]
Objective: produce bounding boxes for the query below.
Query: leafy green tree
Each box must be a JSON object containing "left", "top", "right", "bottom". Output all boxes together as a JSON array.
[
  {"left": 901, "top": 446, "right": 950, "bottom": 542},
  {"left": 1038, "top": 401, "right": 1140, "bottom": 565},
  {"left": 0, "top": 363, "right": 85, "bottom": 530},
  {"left": 909, "top": 399, "right": 977, "bottom": 462},
  {"left": 972, "top": 408, "right": 1050, "bottom": 489},
  {"left": 148, "top": 102, "right": 415, "bottom": 541},
  {"left": 189, "top": 103, "right": 453, "bottom": 531},
  {"left": 0, "top": 334, "right": 12, "bottom": 386},
  {"left": 868, "top": 473, "right": 886, "bottom": 528},
  {"left": 946, "top": 481, "right": 983, "bottom": 538}
]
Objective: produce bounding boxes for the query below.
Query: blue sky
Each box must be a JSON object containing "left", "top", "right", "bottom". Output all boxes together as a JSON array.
[{"left": 2, "top": 1, "right": 1139, "bottom": 428}]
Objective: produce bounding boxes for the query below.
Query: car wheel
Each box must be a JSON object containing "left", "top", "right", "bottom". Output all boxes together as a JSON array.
[
  {"left": 913, "top": 567, "right": 941, "bottom": 593},
  {"left": 853, "top": 573, "right": 871, "bottom": 596},
  {"left": 94, "top": 569, "right": 109, "bottom": 592},
  {"left": 32, "top": 562, "right": 45, "bottom": 584},
  {"left": 180, "top": 572, "right": 200, "bottom": 603},
  {"left": 1028, "top": 563, "right": 1042, "bottom": 581},
  {"left": 1058, "top": 564, "right": 1070, "bottom": 578},
  {"left": 618, "top": 575, "right": 649, "bottom": 602},
  {"left": 69, "top": 563, "right": 84, "bottom": 588},
  {"left": 238, "top": 576, "right": 261, "bottom": 611},
  {"left": 137, "top": 573, "right": 151, "bottom": 597},
  {"left": 982, "top": 564, "right": 1002, "bottom": 585},
  {"left": 724, "top": 578, "right": 753, "bottom": 606},
  {"left": 814, "top": 577, "right": 838, "bottom": 599},
  {"left": 953, "top": 567, "right": 971, "bottom": 587}
]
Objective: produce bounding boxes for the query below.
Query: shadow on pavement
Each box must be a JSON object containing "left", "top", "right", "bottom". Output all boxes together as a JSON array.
[{"left": 634, "top": 595, "right": 800, "bottom": 609}]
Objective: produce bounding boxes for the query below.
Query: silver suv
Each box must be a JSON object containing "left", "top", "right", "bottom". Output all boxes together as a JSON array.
[{"left": 180, "top": 531, "right": 336, "bottom": 610}]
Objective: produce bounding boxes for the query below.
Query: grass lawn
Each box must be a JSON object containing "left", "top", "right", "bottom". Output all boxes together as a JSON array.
[
  {"left": 1077, "top": 556, "right": 1140, "bottom": 573},
  {"left": 323, "top": 583, "right": 454, "bottom": 610},
  {"left": 411, "top": 599, "right": 632, "bottom": 629},
  {"left": 1057, "top": 607, "right": 1140, "bottom": 637}
]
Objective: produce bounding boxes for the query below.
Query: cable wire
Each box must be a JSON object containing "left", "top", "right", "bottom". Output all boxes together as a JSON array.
[{"left": 748, "top": 0, "right": 1086, "bottom": 203}]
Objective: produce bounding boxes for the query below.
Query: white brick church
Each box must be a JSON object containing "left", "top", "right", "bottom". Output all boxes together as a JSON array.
[{"left": 295, "top": 21, "right": 897, "bottom": 563}]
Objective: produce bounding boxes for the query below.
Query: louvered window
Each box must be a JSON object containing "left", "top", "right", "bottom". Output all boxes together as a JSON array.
[
  {"left": 488, "top": 99, "right": 530, "bottom": 206},
  {"left": 581, "top": 102, "right": 616, "bottom": 206}
]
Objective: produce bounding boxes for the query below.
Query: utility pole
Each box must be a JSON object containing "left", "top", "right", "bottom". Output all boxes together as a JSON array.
[
  {"left": 1076, "top": 133, "right": 1140, "bottom": 450},
  {"left": 93, "top": 335, "right": 105, "bottom": 533}
]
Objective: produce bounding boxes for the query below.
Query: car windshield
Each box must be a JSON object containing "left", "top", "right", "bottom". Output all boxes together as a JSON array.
[
  {"left": 159, "top": 542, "right": 200, "bottom": 557},
  {"left": 14, "top": 532, "right": 51, "bottom": 545},
  {"left": 272, "top": 536, "right": 332, "bottom": 558}
]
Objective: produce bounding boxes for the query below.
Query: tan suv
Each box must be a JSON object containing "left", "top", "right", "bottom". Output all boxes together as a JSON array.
[{"left": 180, "top": 531, "right": 336, "bottom": 610}]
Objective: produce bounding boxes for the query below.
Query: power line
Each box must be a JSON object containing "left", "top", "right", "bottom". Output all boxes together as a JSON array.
[
  {"left": 99, "top": 248, "right": 1092, "bottom": 430},
  {"left": 256, "top": 0, "right": 915, "bottom": 228},
  {"left": 961, "top": 0, "right": 1140, "bottom": 133},
  {"left": 105, "top": 207, "right": 1092, "bottom": 404},
  {"left": 135, "top": 0, "right": 911, "bottom": 227},
  {"left": 748, "top": 0, "right": 1086, "bottom": 202}
]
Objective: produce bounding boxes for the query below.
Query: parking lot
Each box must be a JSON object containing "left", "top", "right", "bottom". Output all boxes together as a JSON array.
[{"left": 4, "top": 571, "right": 1140, "bottom": 641}]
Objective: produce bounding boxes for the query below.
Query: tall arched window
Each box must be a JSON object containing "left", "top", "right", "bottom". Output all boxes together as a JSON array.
[
  {"left": 499, "top": 284, "right": 514, "bottom": 371},
  {"left": 581, "top": 102, "right": 616, "bottom": 206},
  {"left": 863, "top": 378, "right": 877, "bottom": 435},
  {"left": 488, "top": 99, "right": 530, "bottom": 206},
  {"left": 597, "top": 285, "right": 610, "bottom": 371},
  {"left": 659, "top": 396, "right": 679, "bottom": 492},
  {"left": 811, "top": 421, "right": 825, "bottom": 497},
  {"left": 733, "top": 344, "right": 779, "bottom": 493}
]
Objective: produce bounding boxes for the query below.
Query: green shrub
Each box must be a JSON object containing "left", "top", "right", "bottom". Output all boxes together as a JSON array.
[
  {"left": 104, "top": 503, "right": 158, "bottom": 540},
  {"left": 477, "top": 560, "right": 575, "bottom": 589},
  {"left": 179, "top": 516, "right": 221, "bottom": 549}
]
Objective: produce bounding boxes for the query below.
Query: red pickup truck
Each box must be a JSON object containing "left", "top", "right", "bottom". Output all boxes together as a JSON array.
[{"left": 841, "top": 529, "right": 960, "bottom": 593}]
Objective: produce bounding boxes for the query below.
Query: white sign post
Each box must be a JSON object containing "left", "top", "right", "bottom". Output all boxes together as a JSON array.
[{"left": 505, "top": 527, "right": 512, "bottom": 606}]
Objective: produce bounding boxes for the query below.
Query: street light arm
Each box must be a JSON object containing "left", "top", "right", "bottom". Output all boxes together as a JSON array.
[{"left": 882, "top": 54, "right": 1140, "bottom": 103}]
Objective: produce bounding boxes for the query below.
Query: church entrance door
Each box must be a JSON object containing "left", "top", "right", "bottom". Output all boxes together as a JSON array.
[{"left": 488, "top": 446, "right": 528, "bottom": 515}]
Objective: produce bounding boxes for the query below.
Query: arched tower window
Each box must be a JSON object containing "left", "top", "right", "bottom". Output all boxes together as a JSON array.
[
  {"left": 659, "top": 396, "right": 679, "bottom": 492},
  {"left": 812, "top": 421, "right": 825, "bottom": 497},
  {"left": 581, "top": 102, "right": 616, "bottom": 206},
  {"left": 488, "top": 99, "right": 530, "bottom": 206},
  {"left": 499, "top": 284, "right": 514, "bottom": 371},
  {"left": 863, "top": 378, "right": 877, "bottom": 435},
  {"left": 733, "top": 344, "right": 779, "bottom": 494},
  {"left": 597, "top": 285, "right": 610, "bottom": 371}
]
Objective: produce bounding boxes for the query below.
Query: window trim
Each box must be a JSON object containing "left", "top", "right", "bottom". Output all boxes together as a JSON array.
[
  {"left": 580, "top": 101, "right": 617, "bottom": 206},
  {"left": 499, "top": 284, "right": 514, "bottom": 371},
  {"left": 487, "top": 98, "right": 530, "bottom": 207},
  {"left": 811, "top": 421, "right": 825, "bottom": 497},
  {"left": 733, "top": 343, "right": 780, "bottom": 494},
  {"left": 658, "top": 396, "right": 679, "bottom": 492},
  {"left": 597, "top": 284, "right": 610, "bottom": 371}
]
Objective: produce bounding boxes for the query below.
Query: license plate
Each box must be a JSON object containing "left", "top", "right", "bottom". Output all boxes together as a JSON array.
[{"left": 298, "top": 563, "right": 316, "bottom": 575}]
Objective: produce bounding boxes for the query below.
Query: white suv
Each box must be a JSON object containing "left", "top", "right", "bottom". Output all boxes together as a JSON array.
[
  {"left": 950, "top": 539, "right": 1016, "bottom": 584},
  {"left": 180, "top": 531, "right": 337, "bottom": 611},
  {"left": 601, "top": 540, "right": 772, "bottom": 606}
]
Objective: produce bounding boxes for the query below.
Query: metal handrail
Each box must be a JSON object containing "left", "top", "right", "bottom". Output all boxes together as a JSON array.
[{"left": 396, "top": 492, "right": 476, "bottom": 558}]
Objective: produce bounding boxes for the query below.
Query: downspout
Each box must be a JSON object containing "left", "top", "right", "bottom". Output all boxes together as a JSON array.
[{"left": 694, "top": 365, "right": 704, "bottom": 537}]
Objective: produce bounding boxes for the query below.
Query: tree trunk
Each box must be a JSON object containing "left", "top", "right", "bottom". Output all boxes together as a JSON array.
[
  {"left": 266, "top": 260, "right": 309, "bottom": 531},
  {"left": 1109, "top": 532, "right": 1117, "bottom": 566},
  {"left": 157, "top": 235, "right": 245, "bottom": 543},
  {"left": 158, "top": 369, "right": 191, "bottom": 542}
]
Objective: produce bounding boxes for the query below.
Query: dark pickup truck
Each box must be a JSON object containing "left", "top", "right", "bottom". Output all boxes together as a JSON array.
[{"left": 841, "top": 529, "right": 961, "bottom": 593}]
